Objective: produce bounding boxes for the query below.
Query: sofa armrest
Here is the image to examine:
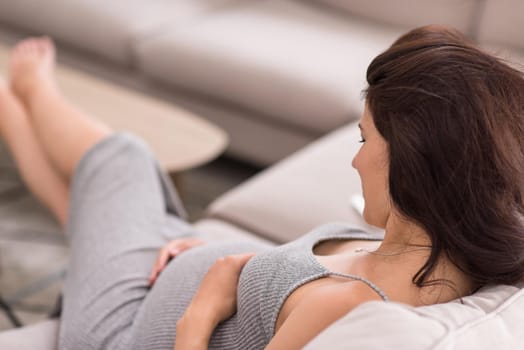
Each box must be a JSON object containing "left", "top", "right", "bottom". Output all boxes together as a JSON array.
[
  {"left": 0, "top": 319, "right": 59, "bottom": 350},
  {"left": 207, "top": 122, "right": 380, "bottom": 243}
]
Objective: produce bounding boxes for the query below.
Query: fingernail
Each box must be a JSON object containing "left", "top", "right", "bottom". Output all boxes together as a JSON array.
[{"left": 170, "top": 248, "right": 180, "bottom": 255}]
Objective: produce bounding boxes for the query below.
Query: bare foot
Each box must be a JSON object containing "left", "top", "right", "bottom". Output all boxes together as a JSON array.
[{"left": 9, "top": 37, "right": 57, "bottom": 102}]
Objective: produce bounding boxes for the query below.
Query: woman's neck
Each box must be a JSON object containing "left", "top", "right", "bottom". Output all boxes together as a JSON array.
[
  {"left": 378, "top": 212, "right": 432, "bottom": 252},
  {"left": 376, "top": 211, "right": 476, "bottom": 301}
]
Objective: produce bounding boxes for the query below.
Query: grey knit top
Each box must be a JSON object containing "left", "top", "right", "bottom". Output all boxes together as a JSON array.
[
  {"left": 125, "top": 222, "right": 388, "bottom": 349},
  {"left": 198, "top": 222, "right": 387, "bottom": 349}
]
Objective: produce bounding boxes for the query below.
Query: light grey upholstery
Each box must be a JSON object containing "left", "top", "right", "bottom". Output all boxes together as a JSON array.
[
  {"left": 0, "top": 0, "right": 244, "bottom": 65},
  {"left": 477, "top": 0, "right": 524, "bottom": 51},
  {"left": 0, "top": 319, "right": 59, "bottom": 350},
  {"left": 136, "top": 0, "right": 402, "bottom": 135},
  {"left": 207, "top": 121, "right": 375, "bottom": 243},
  {"left": 311, "top": 0, "right": 479, "bottom": 33}
]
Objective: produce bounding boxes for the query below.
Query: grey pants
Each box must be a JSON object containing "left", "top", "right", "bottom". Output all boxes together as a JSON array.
[
  {"left": 59, "top": 133, "right": 269, "bottom": 350},
  {"left": 57, "top": 133, "right": 200, "bottom": 349}
]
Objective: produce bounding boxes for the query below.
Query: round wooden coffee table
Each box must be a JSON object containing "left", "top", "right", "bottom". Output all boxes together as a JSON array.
[{"left": 0, "top": 43, "right": 229, "bottom": 175}]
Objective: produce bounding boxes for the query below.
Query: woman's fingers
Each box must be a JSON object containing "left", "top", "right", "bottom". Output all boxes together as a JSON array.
[
  {"left": 236, "top": 252, "right": 257, "bottom": 265},
  {"left": 156, "top": 245, "right": 178, "bottom": 273},
  {"left": 149, "top": 238, "right": 205, "bottom": 285},
  {"left": 216, "top": 253, "right": 256, "bottom": 269}
]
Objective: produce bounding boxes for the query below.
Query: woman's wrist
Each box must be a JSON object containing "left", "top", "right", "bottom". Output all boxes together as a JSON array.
[
  {"left": 183, "top": 303, "right": 220, "bottom": 329},
  {"left": 174, "top": 306, "right": 217, "bottom": 349},
  {"left": 175, "top": 317, "right": 211, "bottom": 349}
]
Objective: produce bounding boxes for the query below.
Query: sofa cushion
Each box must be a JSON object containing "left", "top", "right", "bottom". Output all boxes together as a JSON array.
[
  {"left": 136, "top": 0, "right": 403, "bottom": 135},
  {"left": 477, "top": 0, "right": 524, "bottom": 51},
  {"left": 305, "top": 283, "right": 524, "bottom": 350},
  {"left": 0, "top": 319, "right": 59, "bottom": 350},
  {"left": 207, "top": 121, "right": 379, "bottom": 243},
  {"left": 309, "top": 0, "right": 478, "bottom": 34},
  {"left": 0, "top": 0, "right": 243, "bottom": 65},
  {"left": 193, "top": 218, "right": 275, "bottom": 245}
]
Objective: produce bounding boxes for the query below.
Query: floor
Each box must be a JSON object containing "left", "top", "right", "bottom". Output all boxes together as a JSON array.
[{"left": 0, "top": 139, "right": 260, "bottom": 331}]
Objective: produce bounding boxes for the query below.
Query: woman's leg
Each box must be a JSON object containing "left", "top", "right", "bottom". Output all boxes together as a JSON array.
[
  {"left": 9, "top": 37, "right": 111, "bottom": 182},
  {"left": 0, "top": 80, "right": 68, "bottom": 225},
  {"left": 8, "top": 37, "right": 194, "bottom": 349}
]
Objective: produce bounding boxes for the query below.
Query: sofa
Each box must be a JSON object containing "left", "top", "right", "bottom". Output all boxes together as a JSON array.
[
  {"left": 1, "top": 0, "right": 524, "bottom": 348},
  {"left": 1, "top": 0, "right": 522, "bottom": 167}
]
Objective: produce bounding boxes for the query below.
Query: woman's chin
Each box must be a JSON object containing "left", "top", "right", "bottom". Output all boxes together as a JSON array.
[{"left": 362, "top": 208, "right": 387, "bottom": 229}]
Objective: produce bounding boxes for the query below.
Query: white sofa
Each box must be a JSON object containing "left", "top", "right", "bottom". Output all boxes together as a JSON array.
[{"left": 2, "top": 0, "right": 521, "bottom": 166}]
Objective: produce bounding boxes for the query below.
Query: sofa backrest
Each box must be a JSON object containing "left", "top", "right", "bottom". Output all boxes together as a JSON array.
[
  {"left": 307, "top": 0, "right": 480, "bottom": 35},
  {"left": 0, "top": 0, "right": 247, "bottom": 65},
  {"left": 476, "top": 0, "right": 524, "bottom": 51},
  {"left": 305, "top": 283, "right": 524, "bottom": 349}
]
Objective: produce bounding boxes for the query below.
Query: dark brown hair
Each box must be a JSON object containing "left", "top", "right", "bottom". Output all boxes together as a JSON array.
[{"left": 365, "top": 25, "right": 524, "bottom": 288}]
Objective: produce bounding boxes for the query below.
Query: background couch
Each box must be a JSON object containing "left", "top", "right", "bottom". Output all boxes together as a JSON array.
[
  {"left": 0, "top": 0, "right": 523, "bottom": 348},
  {"left": 2, "top": 0, "right": 522, "bottom": 167}
]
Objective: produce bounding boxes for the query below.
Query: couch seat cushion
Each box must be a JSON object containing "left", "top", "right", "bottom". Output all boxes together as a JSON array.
[
  {"left": 193, "top": 218, "right": 275, "bottom": 245},
  {"left": 207, "top": 121, "right": 379, "bottom": 243},
  {"left": 0, "top": 0, "right": 242, "bottom": 65},
  {"left": 0, "top": 319, "right": 59, "bottom": 350},
  {"left": 305, "top": 283, "right": 524, "bottom": 349},
  {"left": 136, "top": 0, "right": 403, "bottom": 135}
]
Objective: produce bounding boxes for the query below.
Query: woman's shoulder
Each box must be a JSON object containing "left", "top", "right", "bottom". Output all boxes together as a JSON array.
[{"left": 267, "top": 279, "right": 383, "bottom": 349}]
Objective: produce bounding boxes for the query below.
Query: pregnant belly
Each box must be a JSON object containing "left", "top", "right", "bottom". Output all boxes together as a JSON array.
[
  {"left": 153, "top": 239, "right": 272, "bottom": 313},
  {"left": 125, "top": 240, "right": 271, "bottom": 349}
]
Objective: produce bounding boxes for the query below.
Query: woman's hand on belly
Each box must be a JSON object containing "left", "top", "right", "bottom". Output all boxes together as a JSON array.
[
  {"left": 148, "top": 237, "right": 206, "bottom": 286},
  {"left": 175, "top": 252, "right": 256, "bottom": 350}
]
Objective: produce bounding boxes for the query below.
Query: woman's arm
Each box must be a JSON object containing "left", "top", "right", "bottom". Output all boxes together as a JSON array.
[
  {"left": 174, "top": 253, "right": 255, "bottom": 350},
  {"left": 175, "top": 308, "right": 216, "bottom": 350}
]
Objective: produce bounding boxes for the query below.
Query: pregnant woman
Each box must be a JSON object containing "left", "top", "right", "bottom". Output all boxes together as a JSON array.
[{"left": 1, "top": 25, "right": 523, "bottom": 349}]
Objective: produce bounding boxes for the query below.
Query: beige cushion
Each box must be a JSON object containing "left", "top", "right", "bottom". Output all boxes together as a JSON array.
[
  {"left": 306, "top": 283, "right": 524, "bottom": 349},
  {"left": 309, "top": 0, "right": 478, "bottom": 35},
  {"left": 136, "top": 0, "right": 402, "bottom": 135},
  {"left": 0, "top": 319, "right": 59, "bottom": 350},
  {"left": 207, "top": 122, "right": 379, "bottom": 243},
  {"left": 477, "top": 0, "right": 524, "bottom": 51},
  {"left": 0, "top": 0, "right": 241, "bottom": 64},
  {"left": 193, "top": 218, "right": 275, "bottom": 245}
]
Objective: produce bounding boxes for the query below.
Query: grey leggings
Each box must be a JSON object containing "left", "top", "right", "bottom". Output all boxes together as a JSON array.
[
  {"left": 58, "top": 133, "right": 269, "bottom": 350},
  {"left": 56, "top": 132, "right": 188, "bottom": 348}
]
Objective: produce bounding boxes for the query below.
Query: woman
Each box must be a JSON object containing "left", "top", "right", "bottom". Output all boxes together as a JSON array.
[{"left": 1, "top": 25, "right": 523, "bottom": 349}]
